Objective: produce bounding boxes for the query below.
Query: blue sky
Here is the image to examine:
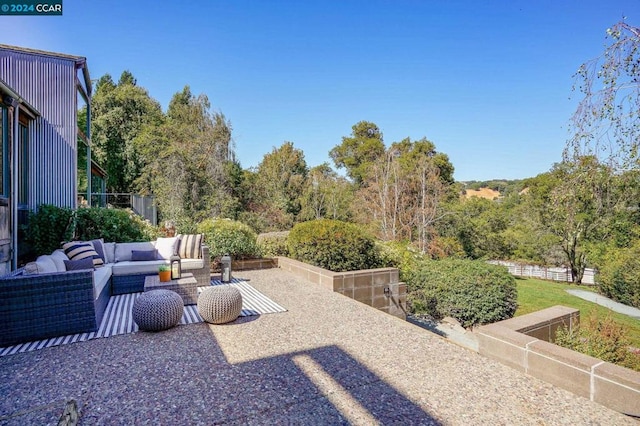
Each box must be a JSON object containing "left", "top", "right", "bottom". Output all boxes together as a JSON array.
[{"left": 2, "top": 1, "right": 637, "bottom": 181}]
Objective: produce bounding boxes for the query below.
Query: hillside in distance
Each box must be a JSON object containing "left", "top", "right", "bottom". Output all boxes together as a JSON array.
[{"left": 460, "top": 178, "right": 527, "bottom": 200}]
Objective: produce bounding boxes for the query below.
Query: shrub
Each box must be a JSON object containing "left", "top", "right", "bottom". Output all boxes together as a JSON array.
[
  {"left": 597, "top": 242, "right": 640, "bottom": 308},
  {"left": 555, "top": 311, "right": 640, "bottom": 372},
  {"left": 407, "top": 259, "right": 518, "bottom": 328},
  {"left": 287, "top": 219, "right": 381, "bottom": 272},
  {"left": 197, "top": 218, "right": 261, "bottom": 260},
  {"left": 22, "top": 205, "right": 159, "bottom": 259},
  {"left": 75, "top": 207, "right": 159, "bottom": 242},
  {"left": 376, "top": 240, "right": 428, "bottom": 282},
  {"left": 257, "top": 231, "right": 290, "bottom": 257},
  {"left": 22, "top": 204, "right": 75, "bottom": 256}
]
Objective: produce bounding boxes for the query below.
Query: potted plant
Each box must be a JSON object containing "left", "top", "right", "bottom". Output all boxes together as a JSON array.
[{"left": 158, "top": 265, "right": 171, "bottom": 282}]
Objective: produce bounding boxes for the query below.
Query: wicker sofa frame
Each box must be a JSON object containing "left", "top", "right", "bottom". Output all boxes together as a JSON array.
[
  {"left": 0, "top": 269, "right": 111, "bottom": 347},
  {"left": 0, "top": 244, "right": 210, "bottom": 347}
]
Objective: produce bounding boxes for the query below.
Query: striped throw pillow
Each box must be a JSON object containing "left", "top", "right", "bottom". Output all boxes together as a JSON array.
[
  {"left": 62, "top": 241, "right": 104, "bottom": 268},
  {"left": 177, "top": 234, "right": 203, "bottom": 259}
]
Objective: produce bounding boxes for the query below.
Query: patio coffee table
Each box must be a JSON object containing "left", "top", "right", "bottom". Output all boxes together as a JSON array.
[{"left": 144, "top": 272, "right": 198, "bottom": 305}]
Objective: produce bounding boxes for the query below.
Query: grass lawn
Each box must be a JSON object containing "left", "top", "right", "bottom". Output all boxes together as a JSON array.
[{"left": 515, "top": 277, "right": 640, "bottom": 348}]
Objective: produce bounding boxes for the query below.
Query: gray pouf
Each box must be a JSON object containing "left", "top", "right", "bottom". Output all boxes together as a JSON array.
[
  {"left": 197, "top": 286, "right": 243, "bottom": 324},
  {"left": 133, "top": 289, "right": 184, "bottom": 332}
]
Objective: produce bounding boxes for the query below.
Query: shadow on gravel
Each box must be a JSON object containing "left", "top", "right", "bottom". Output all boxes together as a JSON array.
[{"left": 406, "top": 314, "right": 447, "bottom": 338}]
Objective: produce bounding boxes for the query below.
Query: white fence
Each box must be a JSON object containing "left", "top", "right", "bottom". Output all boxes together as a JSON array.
[{"left": 488, "top": 261, "right": 595, "bottom": 285}]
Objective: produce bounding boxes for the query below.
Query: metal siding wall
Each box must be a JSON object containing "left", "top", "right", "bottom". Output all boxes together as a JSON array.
[{"left": 0, "top": 50, "right": 78, "bottom": 210}]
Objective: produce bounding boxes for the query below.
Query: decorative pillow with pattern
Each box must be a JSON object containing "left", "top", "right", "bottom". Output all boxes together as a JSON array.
[
  {"left": 62, "top": 241, "right": 104, "bottom": 268},
  {"left": 176, "top": 233, "right": 203, "bottom": 259}
]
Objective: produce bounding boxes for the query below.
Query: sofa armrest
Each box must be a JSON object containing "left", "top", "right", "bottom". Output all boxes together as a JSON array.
[
  {"left": 0, "top": 269, "right": 97, "bottom": 346},
  {"left": 201, "top": 244, "right": 210, "bottom": 267}
]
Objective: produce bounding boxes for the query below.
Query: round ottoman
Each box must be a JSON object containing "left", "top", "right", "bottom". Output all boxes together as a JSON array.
[
  {"left": 133, "top": 289, "right": 184, "bottom": 332},
  {"left": 197, "top": 286, "right": 243, "bottom": 324}
]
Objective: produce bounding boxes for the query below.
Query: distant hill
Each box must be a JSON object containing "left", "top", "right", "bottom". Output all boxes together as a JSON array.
[
  {"left": 460, "top": 179, "right": 525, "bottom": 199},
  {"left": 460, "top": 178, "right": 526, "bottom": 199},
  {"left": 463, "top": 187, "right": 501, "bottom": 200}
]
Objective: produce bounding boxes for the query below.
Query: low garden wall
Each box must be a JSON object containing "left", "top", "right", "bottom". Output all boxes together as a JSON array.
[
  {"left": 232, "top": 258, "right": 277, "bottom": 271},
  {"left": 276, "top": 257, "right": 407, "bottom": 320},
  {"left": 476, "top": 306, "right": 640, "bottom": 417}
]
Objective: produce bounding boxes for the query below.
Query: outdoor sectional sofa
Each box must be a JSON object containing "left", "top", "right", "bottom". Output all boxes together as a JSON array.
[{"left": 0, "top": 235, "right": 210, "bottom": 347}]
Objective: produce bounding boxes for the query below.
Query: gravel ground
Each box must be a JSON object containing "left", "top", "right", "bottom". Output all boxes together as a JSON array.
[{"left": 0, "top": 268, "right": 636, "bottom": 425}]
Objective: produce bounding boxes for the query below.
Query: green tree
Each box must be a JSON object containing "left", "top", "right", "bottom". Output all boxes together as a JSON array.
[
  {"left": 252, "top": 142, "right": 308, "bottom": 230},
  {"left": 438, "top": 197, "right": 514, "bottom": 260},
  {"left": 534, "top": 158, "right": 621, "bottom": 283},
  {"left": 135, "top": 86, "right": 235, "bottom": 226},
  {"left": 299, "top": 163, "right": 354, "bottom": 222},
  {"left": 90, "top": 71, "right": 163, "bottom": 192},
  {"left": 330, "top": 121, "right": 385, "bottom": 186}
]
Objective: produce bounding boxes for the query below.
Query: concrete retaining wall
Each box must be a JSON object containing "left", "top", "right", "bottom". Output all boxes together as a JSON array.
[
  {"left": 276, "top": 257, "right": 406, "bottom": 320},
  {"left": 477, "top": 306, "right": 640, "bottom": 417}
]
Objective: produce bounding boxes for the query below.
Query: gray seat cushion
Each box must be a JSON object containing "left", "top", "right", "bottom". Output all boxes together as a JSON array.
[{"left": 111, "top": 260, "right": 168, "bottom": 276}]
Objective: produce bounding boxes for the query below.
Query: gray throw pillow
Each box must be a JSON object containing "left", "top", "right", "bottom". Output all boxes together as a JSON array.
[
  {"left": 64, "top": 257, "right": 95, "bottom": 271},
  {"left": 131, "top": 249, "right": 158, "bottom": 261},
  {"left": 90, "top": 238, "right": 106, "bottom": 263}
]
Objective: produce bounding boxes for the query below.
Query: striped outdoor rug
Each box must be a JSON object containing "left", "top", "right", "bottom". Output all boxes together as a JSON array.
[{"left": 0, "top": 278, "right": 286, "bottom": 356}]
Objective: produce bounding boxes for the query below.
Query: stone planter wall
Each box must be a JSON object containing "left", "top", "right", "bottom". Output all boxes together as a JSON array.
[
  {"left": 275, "top": 257, "right": 407, "bottom": 320},
  {"left": 232, "top": 258, "right": 277, "bottom": 271},
  {"left": 477, "top": 306, "right": 640, "bottom": 417}
]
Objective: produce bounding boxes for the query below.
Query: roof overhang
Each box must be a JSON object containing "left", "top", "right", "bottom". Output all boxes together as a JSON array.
[
  {"left": 0, "top": 77, "right": 40, "bottom": 118},
  {"left": 0, "top": 44, "right": 92, "bottom": 100}
]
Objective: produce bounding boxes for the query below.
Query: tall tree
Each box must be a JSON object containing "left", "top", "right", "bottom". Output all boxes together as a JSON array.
[
  {"left": 253, "top": 142, "right": 308, "bottom": 230},
  {"left": 330, "top": 121, "right": 385, "bottom": 186},
  {"left": 568, "top": 21, "right": 640, "bottom": 170},
  {"left": 90, "top": 71, "right": 163, "bottom": 192},
  {"left": 135, "top": 86, "right": 235, "bottom": 226},
  {"left": 299, "top": 163, "right": 353, "bottom": 222},
  {"left": 357, "top": 137, "right": 452, "bottom": 252},
  {"left": 532, "top": 157, "right": 621, "bottom": 283}
]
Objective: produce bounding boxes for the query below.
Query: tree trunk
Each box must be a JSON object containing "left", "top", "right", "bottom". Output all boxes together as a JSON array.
[{"left": 564, "top": 235, "right": 585, "bottom": 284}]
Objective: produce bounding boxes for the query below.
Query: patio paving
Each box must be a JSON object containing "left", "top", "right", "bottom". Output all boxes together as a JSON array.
[{"left": 0, "top": 268, "right": 636, "bottom": 425}]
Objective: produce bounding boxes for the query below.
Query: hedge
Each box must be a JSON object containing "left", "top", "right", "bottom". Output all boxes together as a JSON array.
[
  {"left": 197, "top": 218, "right": 261, "bottom": 260},
  {"left": 407, "top": 259, "right": 517, "bottom": 328},
  {"left": 287, "top": 219, "right": 380, "bottom": 272}
]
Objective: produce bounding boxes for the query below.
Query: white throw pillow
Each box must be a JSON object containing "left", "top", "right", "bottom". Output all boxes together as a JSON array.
[
  {"left": 155, "top": 237, "right": 178, "bottom": 260},
  {"left": 50, "top": 250, "right": 69, "bottom": 272},
  {"left": 35, "top": 255, "right": 58, "bottom": 274}
]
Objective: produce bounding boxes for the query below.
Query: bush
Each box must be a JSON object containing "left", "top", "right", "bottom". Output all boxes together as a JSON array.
[
  {"left": 197, "top": 218, "right": 261, "bottom": 260},
  {"left": 75, "top": 207, "right": 159, "bottom": 242},
  {"left": 407, "top": 259, "right": 518, "bottom": 328},
  {"left": 287, "top": 219, "right": 381, "bottom": 272},
  {"left": 555, "top": 311, "right": 640, "bottom": 372},
  {"left": 376, "top": 240, "right": 428, "bottom": 282},
  {"left": 597, "top": 242, "right": 640, "bottom": 308},
  {"left": 22, "top": 205, "right": 159, "bottom": 259},
  {"left": 22, "top": 204, "right": 75, "bottom": 256},
  {"left": 257, "top": 231, "right": 290, "bottom": 257}
]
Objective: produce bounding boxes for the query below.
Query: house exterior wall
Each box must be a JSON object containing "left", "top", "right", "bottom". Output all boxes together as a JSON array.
[
  {"left": 0, "top": 45, "right": 89, "bottom": 274},
  {"left": 0, "top": 49, "right": 78, "bottom": 209}
]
